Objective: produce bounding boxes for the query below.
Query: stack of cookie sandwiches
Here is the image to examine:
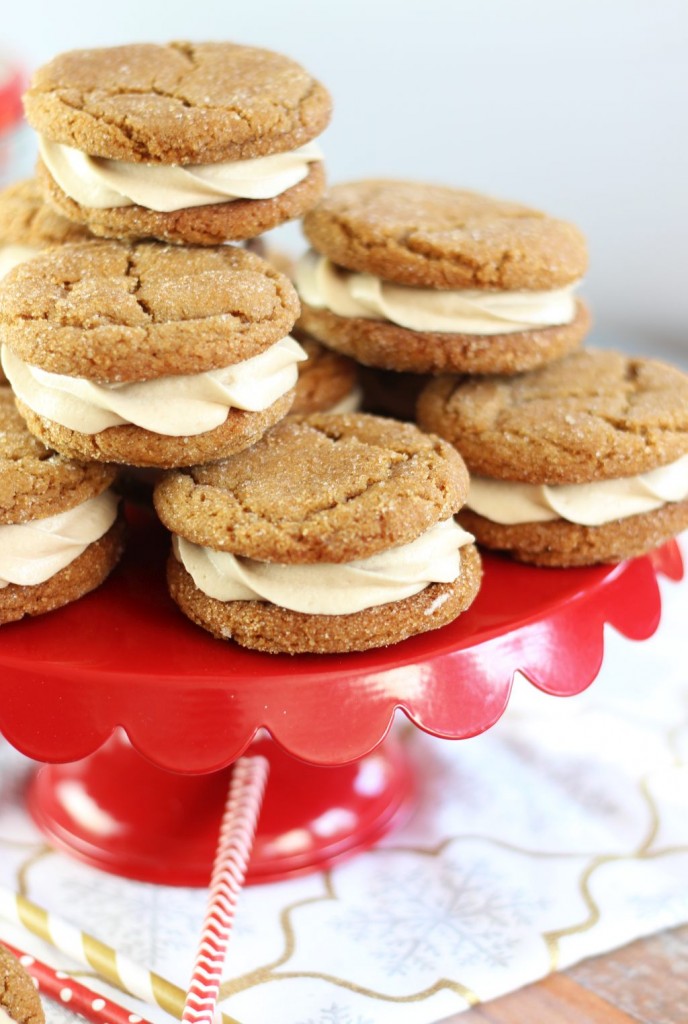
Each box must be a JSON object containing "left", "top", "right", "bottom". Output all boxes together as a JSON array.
[
  {"left": 6, "top": 36, "right": 682, "bottom": 645},
  {"left": 0, "top": 40, "right": 338, "bottom": 469},
  {"left": 0, "top": 41, "right": 324, "bottom": 621},
  {"left": 295, "top": 178, "right": 688, "bottom": 566},
  {"left": 0, "top": 40, "right": 483, "bottom": 648}
]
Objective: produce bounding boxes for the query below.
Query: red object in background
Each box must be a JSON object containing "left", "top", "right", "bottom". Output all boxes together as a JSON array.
[
  {"left": 0, "top": 506, "right": 683, "bottom": 885},
  {"left": 0, "top": 60, "right": 23, "bottom": 131},
  {"left": 0, "top": 57, "right": 28, "bottom": 184}
]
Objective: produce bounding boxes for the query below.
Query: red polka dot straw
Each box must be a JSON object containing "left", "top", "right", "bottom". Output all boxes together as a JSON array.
[
  {"left": 1, "top": 940, "right": 152, "bottom": 1024},
  {"left": 181, "top": 755, "right": 270, "bottom": 1024}
]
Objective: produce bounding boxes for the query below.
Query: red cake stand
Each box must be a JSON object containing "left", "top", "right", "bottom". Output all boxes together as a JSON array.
[{"left": 0, "top": 506, "right": 682, "bottom": 885}]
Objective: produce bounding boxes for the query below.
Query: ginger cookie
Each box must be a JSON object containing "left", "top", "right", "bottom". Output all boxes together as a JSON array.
[
  {"left": 0, "top": 945, "right": 45, "bottom": 1024},
  {"left": 0, "top": 238, "right": 305, "bottom": 468},
  {"left": 26, "top": 41, "right": 331, "bottom": 244},
  {"left": 0, "top": 389, "right": 125, "bottom": 624},
  {"left": 154, "top": 413, "right": 482, "bottom": 653},
  {"left": 417, "top": 349, "right": 688, "bottom": 566},
  {"left": 295, "top": 179, "right": 589, "bottom": 376}
]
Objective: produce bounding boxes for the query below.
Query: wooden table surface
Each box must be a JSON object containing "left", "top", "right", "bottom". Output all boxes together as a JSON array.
[{"left": 441, "top": 923, "right": 688, "bottom": 1023}]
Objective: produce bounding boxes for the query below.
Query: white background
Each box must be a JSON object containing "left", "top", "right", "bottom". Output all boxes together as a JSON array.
[{"left": 3, "top": 0, "right": 687, "bottom": 365}]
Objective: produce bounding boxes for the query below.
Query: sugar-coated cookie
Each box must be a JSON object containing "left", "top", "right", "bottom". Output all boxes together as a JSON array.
[
  {"left": 296, "top": 179, "right": 589, "bottom": 376},
  {"left": 0, "top": 239, "right": 304, "bottom": 468},
  {"left": 154, "top": 413, "right": 482, "bottom": 653},
  {"left": 0, "top": 389, "right": 125, "bottom": 623},
  {"left": 417, "top": 349, "right": 688, "bottom": 565},
  {"left": 26, "top": 42, "right": 331, "bottom": 244},
  {"left": 0, "top": 945, "right": 45, "bottom": 1024}
]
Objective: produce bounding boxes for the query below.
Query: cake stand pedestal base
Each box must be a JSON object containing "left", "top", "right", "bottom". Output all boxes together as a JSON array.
[{"left": 27, "top": 729, "right": 414, "bottom": 886}]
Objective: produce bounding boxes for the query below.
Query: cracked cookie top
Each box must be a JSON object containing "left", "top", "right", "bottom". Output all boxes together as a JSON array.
[
  {"left": 416, "top": 349, "right": 688, "bottom": 484},
  {"left": 23, "top": 41, "right": 332, "bottom": 165},
  {"left": 0, "top": 178, "right": 93, "bottom": 247},
  {"left": 0, "top": 239, "right": 301, "bottom": 382},
  {"left": 153, "top": 412, "right": 470, "bottom": 563},
  {"left": 302, "top": 179, "right": 587, "bottom": 290},
  {"left": 0, "top": 387, "right": 116, "bottom": 524}
]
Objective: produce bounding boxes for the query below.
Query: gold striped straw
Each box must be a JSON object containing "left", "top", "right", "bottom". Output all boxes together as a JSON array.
[{"left": 0, "top": 886, "right": 242, "bottom": 1024}]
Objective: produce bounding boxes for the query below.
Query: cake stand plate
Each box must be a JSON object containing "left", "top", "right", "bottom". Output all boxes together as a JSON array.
[
  {"left": 27, "top": 731, "right": 414, "bottom": 886},
  {"left": 0, "top": 506, "right": 682, "bottom": 884}
]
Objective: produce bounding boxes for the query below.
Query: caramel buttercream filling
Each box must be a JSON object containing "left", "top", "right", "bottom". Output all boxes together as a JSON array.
[
  {"left": 2, "top": 337, "right": 306, "bottom": 436},
  {"left": 467, "top": 456, "right": 688, "bottom": 526},
  {"left": 0, "top": 490, "right": 119, "bottom": 588},
  {"left": 173, "top": 516, "right": 475, "bottom": 615},
  {"left": 296, "top": 250, "right": 579, "bottom": 335},
  {"left": 39, "top": 137, "right": 324, "bottom": 212}
]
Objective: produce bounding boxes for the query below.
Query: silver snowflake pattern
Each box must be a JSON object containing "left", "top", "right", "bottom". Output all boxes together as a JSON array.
[
  {"left": 501, "top": 737, "right": 626, "bottom": 823},
  {"left": 337, "top": 858, "right": 536, "bottom": 976},
  {"left": 297, "top": 1004, "right": 374, "bottom": 1024}
]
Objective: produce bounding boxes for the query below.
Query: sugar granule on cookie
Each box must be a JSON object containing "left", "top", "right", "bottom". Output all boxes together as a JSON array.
[
  {"left": 26, "top": 41, "right": 331, "bottom": 244},
  {"left": 153, "top": 413, "right": 482, "bottom": 654},
  {"left": 417, "top": 349, "right": 688, "bottom": 566},
  {"left": 0, "top": 945, "right": 45, "bottom": 1024},
  {"left": 0, "top": 238, "right": 305, "bottom": 468},
  {"left": 0, "top": 389, "right": 125, "bottom": 624},
  {"left": 295, "top": 179, "right": 590, "bottom": 376}
]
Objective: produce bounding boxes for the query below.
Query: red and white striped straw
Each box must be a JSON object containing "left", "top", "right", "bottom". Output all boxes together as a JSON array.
[{"left": 182, "top": 755, "right": 270, "bottom": 1024}]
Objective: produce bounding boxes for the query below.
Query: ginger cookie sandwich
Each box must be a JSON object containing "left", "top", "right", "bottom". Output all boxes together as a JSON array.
[
  {"left": 417, "top": 349, "right": 688, "bottom": 566},
  {"left": 0, "top": 238, "right": 305, "bottom": 468},
  {"left": 0, "top": 388, "right": 125, "bottom": 624},
  {"left": 153, "top": 413, "right": 482, "bottom": 654},
  {"left": 26, "top": 41, "right": 331, "bottom": 245},
  {"left": 296, "top": 179, "right": 589, "bottom": 376},
  {"left": 0, "top": 944, "right": 44, "bottom": 1024}
]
